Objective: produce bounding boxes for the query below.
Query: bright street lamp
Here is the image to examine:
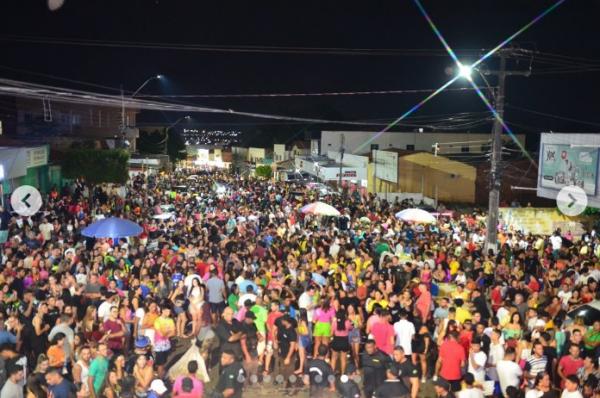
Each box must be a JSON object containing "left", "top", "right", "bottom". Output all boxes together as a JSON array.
[
  {"left": 132, "top": 74, "right": 163, "bottom": 97},
  {"left": 458, "top": 64, "right": 473, "bottom": 81}
]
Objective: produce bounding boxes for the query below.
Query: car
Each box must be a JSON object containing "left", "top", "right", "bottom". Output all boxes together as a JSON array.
[{"left": 567, "top": 300, "right": 600, "bottom": 326}]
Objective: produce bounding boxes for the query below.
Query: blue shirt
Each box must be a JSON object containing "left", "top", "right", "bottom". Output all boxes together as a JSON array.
[
  {"left": 0, "top": 331, "right": 16, "bottom": 345},
  {"left": 48, "top": 379, "right": 75, "bottom": 398}
]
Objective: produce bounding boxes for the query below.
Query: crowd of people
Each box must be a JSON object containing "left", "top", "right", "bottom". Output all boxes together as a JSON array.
[{"left": 0, "top": 169, "right": 598, "bottom": 398}]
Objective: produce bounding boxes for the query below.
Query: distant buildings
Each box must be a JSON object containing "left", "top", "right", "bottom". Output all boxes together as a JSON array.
[{"left": 0, "top": 96, "right": 140, "bottom": 150}]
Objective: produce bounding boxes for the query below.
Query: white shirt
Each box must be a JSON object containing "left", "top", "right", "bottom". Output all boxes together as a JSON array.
[
  {"left": 237, "top": 293, "right": 257, "bottom": 308},
  {"left": 550, "top": 235, "right": 562, "bottom": 251},
  {"left": 98, "top": 300, "right": 113, "bottom": 322},
  {"left": 468, "top": 351, "right": 487, "bottom": 382},
  {"left": 497, "top": 359, "right": 523, "bottom": 395},
  {"left": 526, "top": 389, "right": 543, "bottom": 398},
  {"left": 458, "top": 387, "right": 484, "bottom": 398},
  {"left": 393, "top": 319, "right": 415, "bottom": 355},
  {"left": 561, "top": 390, "right": 583, "bottom": 398},
  {"left": 487, "top": 342, "right": 505, "bottom": 381},
  {"left": 298, "top": 292, "right": 315, "bottom": 323}
]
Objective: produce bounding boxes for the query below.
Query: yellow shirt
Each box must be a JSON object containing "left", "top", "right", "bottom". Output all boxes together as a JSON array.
[
  {"left": 451, "top": 290, "right": 470, "bottom": 302},
  {"left": 366, "top": 299, "right": 389, "bottom": 313},
  {"left": 449, "top": 260, "right": 460, "bottom": 275},
  {"left": 456, "top": 307, "right": 472, "bottom": 324}
]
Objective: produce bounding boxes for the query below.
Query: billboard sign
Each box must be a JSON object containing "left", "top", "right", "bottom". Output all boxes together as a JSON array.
[
  {"left": 373, "top": 150, "right": 398, "bottom": 183},
  {"left": 540, "top": 144, "right": 599, "bottom": 195}
]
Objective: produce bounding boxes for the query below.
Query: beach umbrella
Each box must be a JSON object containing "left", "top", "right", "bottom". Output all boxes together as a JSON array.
[
  {"left": 395, "top": 208, "right": 436, "bottom": 224},
  {"left": 300, "top": 201, "right": 341, "bottom": 217},
  {"left": 311, "top": 272, "right": 327, "bottom": 286},
  {"left": 82, "top": 217, "right": 143, "bottom": 239},
  {"left": 153, "top": 213, "right": 174, "bottom": 220}
]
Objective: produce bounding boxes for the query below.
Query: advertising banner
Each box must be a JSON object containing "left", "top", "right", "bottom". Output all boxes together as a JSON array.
[{"left": 540, "top": 144, "right": 599, "bottom": 195}]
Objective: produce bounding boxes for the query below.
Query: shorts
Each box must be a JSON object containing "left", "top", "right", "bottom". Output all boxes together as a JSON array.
[
  {"left": 298, "top": 335, "right": 311, "bottom": 349},
  {"left": 313, "top": 322, "right": 332, "bottom": 337},
  {"left": 266, "top": 341, "right": 275, "bottom": 355},
  {"left": 348, "top": 328, "right": 361, "bottom": 345},
  {"left": 331, "top": 336, "right": 351, "bottom": 352},
  {"left": 209, "top": 301, "right": 226, "bottom": 315},
  {"left": 448, "top": 379, "right": 462, "bottom": 392},
  {"left": 154, "top": 350, "right": 170, "bottom": 366}
]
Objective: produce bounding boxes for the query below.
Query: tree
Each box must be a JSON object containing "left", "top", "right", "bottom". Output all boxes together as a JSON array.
[
  {"left": 255, "top": 165, "right": 272, "bottom": 179},
  {"left": 62, "top": 149, "right": 130, "bottom": 204},
  {"left": 138, "top": 128, "right": 186, "bottom": 163}
]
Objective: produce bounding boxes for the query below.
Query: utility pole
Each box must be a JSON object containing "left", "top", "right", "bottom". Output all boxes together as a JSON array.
[
  {"left": 484, "top": 49, "right": 530, "bottom": 253},
  {"left": 120, "top": 85, "right": 125, "bottom": 132},
  {"left": 338, "top": 134, "right": 345, "bottom": 193}
]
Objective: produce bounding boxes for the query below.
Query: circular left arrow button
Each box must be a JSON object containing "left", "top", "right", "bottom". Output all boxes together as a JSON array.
[{"left": 10, "top": 185, "right": 43, "bottom": 217}]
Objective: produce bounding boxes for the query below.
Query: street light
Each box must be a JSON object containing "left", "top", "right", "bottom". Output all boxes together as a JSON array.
[
  {"left": 164, "top": 116, "right": 191, "bottom": 155},
  {"left": 457, "top": 64, "right": 473, "bottom": 81},
  {"left": 131, "top": 74, "right": 163, "bottom": 98}
]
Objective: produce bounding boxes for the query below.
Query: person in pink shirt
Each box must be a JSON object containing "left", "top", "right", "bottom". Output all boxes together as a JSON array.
[
  {"left": 370, "top": 310, "right": 394, "bottom": 355},
  {"left": 415, "top": 283, "right": 432, "bottom": 324},
  {"left": 172, "top": 360, "right": 204, "bottom": 398},
  {"left": 313, "top": 299, "right": 336, "bottom": 358}
]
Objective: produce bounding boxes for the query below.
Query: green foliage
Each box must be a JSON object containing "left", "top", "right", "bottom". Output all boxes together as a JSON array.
[
  {"left": 255, "top": 165, "right": 272, "bottom": 179},
  {"left": 138, "top": 128, "right": 186, "bottom": 163},
  {"left": 62, "top": 149, "right": 130, "bottom": 184}
]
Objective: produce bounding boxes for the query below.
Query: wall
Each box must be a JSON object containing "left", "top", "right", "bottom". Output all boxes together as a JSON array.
[
  {"left": 321, "top": 130, "right": 525, "bottom": 155},
  {"left": 398, "top": 155, "right": 475, "bottom": 203},
  {"left": 15, "top": 97, "right": 138, "bottom": 139},
  {"left": 273, "top": 144, "right": 287, "bottom": 162},
  {"left": 248, "top": 147, "right": 266, "bottom": 163}
]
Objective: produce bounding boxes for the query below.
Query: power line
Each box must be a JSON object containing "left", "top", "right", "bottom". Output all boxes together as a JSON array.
[
  {"left": 136, "top": 86, "right": 495, "bottom": 98},
  {"left": 0, "top": 35, "right": 485, "bottom": 56},
  {"left": 506, "top": 104, "right": 600, "bottom": 128},
  {"left": 0, "top": 77, "right": 492, "bottom": 129}
]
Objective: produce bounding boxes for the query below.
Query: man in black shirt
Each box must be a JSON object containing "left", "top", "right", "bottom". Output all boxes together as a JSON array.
[
  {"left": 335, "top": 363, "right": 361, "bottom": 398},
  {"left": 215, "top": 307, "right": 244, "bottom": 361},
  {"left": 304, "top": 344, "right": 335, "bottom": 398},
  {"left": 215, "top": 349, "right": 245, "bottom": 398},
  {"left": 360, "top": 339, "right": 389, "bottom": 398},
  {"left": 392, "top": 347, "right": 420, "bottom": 398},
  {"left": 434, "top": 378, "right": 456, "bottom": 398},
  {"left": 373, "top": 363, "right": 408, "bottom": 398},
  {"left": 277, "top": 315, "right": 297, "bottom": 392},
  {"left": 471, "top": 289, "right": 490, "bottom": 322},
  {"left": 240, "top": 311, "right": 259, "bottom": 376}
]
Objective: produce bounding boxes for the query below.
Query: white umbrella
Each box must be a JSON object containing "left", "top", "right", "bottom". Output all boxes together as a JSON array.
[
  {"left": 395, "top": 208, "right": 436, "bottom": 224},
  {"left": 153, "top": 213, "right": 174, "bottom": 220},
  {"left": 300, "top": 201, "right": 341, "bottom": 217}
]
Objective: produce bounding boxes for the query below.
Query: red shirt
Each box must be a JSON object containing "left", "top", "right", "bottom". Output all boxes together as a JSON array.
[
  {"left": 103, "top": 319, "right": 124, "bottom": 350},
  {"left": 439, "top": 339, "right": 466, "bottom": 381},
  {"left": 266, "top": 311, "right": 283, "bottom": 342},
  {"left": 558, "top": 355, "right": 584, "bottom": 388},
  {"left": 371, "top": 321, "right": 394, "bottom": 355}
]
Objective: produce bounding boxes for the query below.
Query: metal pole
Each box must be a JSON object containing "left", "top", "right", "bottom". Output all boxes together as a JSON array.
[
  {"left": 121, "top": 85, "right": 125, "bottom": 132},
  {"left": 486, "top": 53, "right": 507, "bottom": 254},
  {"left": 338, "top": 134, "right": 345, "bottom": 193}
]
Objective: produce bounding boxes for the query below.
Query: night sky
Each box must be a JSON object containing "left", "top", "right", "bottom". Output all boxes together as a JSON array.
[{"left": 1, "top": 0, "right": 599, "bottom": 148}]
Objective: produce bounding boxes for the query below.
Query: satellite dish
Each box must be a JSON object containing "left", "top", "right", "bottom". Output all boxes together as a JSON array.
[{"left": 48, "top": 0, "right": 65, "bottom": 11}]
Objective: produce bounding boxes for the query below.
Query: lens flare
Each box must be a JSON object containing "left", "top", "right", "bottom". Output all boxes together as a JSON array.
[
  {"left": 353, "top": 76, "right": 460, "bottom": 154},
  {"left": 472, "top": 0, "right": 568, "bottom": 69},
  {"left": 467, "top": 80, "right": 536, "bottom": 165},
  {"left": 354, "top": 0, "right": 566, "bottom": 157}
]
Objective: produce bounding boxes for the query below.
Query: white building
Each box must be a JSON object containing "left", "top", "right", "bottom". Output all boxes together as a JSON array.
[{"left": 321, "top": 130, "right": 526, "bottom": 155}]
